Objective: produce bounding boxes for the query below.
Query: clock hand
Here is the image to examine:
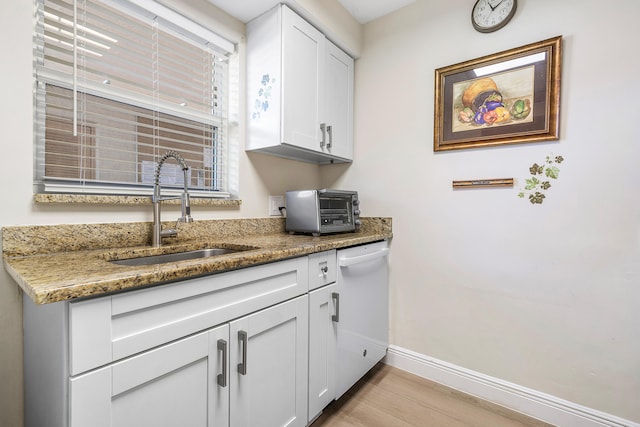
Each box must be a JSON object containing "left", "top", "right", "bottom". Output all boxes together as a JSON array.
[{"left": 489, "top": 0, "right": 504, "bottom": 11}]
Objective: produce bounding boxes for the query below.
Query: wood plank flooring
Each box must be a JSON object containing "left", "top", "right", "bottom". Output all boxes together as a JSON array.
[{"left": 311, "top": 364, "right": 554, "bottom": 427}]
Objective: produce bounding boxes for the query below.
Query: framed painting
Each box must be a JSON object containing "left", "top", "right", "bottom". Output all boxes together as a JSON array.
[{"left": 434, "top": 36, "right": 562, "bottom": 151}]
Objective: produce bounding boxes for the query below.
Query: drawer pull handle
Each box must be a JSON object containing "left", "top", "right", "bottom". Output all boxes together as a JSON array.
[
  {"left": 321, "top": 266, "right": 329, "bottom": 275},
  {"left": 237, "top": 330, "right": 248, "bottom": 375},
  {"left": 332, "top": 292, "right": 340, "bottom": 323},
  {"left": 217, "top": 339, "right": 227, "bottom": 387}
]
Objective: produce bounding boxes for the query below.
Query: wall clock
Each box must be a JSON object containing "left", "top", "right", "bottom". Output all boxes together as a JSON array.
[{"left": 471, "top": 0, "right": 517, "bottom": 33}]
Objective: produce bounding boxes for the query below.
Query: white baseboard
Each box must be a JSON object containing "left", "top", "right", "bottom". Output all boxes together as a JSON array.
[{"left": 384, "top": 345, "right": 639, "bottom": 427}]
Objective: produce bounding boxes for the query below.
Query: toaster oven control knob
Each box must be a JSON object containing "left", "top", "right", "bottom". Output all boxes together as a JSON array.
[
  {"left": 355, "top": 219, "right": 362, "bottom": 227},
  {"left": 353, "top": 199, "right": 360, "bottom": 205},
  {"left": 354, "top": 209, "right": 361, "bottom": 216}
]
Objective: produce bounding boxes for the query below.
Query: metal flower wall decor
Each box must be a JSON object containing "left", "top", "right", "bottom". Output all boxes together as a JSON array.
[{"left": 518, "top": 154, "right": 564, "bottom": 204}]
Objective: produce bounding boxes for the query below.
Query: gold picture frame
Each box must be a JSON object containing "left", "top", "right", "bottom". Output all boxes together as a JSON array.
[{"left": 434, "top": 36, "right": 562, "bottom": 151}]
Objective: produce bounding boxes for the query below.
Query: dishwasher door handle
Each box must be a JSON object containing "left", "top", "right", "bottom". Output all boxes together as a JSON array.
[{"left": 338, "top": 248, "right": 389, "bottom": 267}]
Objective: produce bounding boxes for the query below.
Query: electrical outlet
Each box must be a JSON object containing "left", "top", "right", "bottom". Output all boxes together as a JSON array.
[{"left": 269, "top": 195, "right": 285, "bottom": 216}]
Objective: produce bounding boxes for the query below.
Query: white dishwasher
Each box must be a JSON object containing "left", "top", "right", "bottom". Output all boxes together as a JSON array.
[{"left": 334, "top": 240, "right": 389, "bottom": 399}]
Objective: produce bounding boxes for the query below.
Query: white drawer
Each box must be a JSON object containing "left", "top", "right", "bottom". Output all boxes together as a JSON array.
[
  {"left": 308, "top": 250, "right": 336, "bottom": 291},
  {"left": 69, "top": 257, "right": 309, "bottom": 375}
]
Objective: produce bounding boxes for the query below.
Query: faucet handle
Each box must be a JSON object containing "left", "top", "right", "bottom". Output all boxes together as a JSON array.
[
  {"left": 160, "top": 228, "right": 178, "bottom": 238},
  {"left": 180, "top": 192, "right": 193, "bottom": 223}
]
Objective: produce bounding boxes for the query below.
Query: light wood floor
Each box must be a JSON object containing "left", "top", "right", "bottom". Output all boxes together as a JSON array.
[{"left": 311, "top": 364, "right": 554, "bottom": 427}]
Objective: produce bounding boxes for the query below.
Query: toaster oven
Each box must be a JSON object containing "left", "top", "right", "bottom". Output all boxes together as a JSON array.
[{"left": 285, "top": 189, "right": 361, "bottom": 236}]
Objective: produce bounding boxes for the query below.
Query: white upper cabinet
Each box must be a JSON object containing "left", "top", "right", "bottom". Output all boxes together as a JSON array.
[
  {"left": 323, "top": 41, "right": 354, "bottom": 160},
  {"left": 281, "top": 7, "right": 324, "bottom": 153},
  {"left": 246, "top": 5, "right": 354, "bottom": 164}
]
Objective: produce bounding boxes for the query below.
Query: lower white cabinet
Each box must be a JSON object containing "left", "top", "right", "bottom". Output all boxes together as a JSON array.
[
  {"left": 70, "top": 324, "right": 229, "bottom": 427},
  {"left": 69, "top": 295, "right": 309, "bottom": 427},
  {"left": 23, "top": 245, "right": 388, "bottom": 427},
  {"left": 230, "top": 296, "right": 308, "bottom": 427},
  {"left": 308, "top": 284, "right": 337, "bottom": 422}
]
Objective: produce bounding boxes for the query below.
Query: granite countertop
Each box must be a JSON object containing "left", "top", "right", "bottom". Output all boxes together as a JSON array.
[{"left": 2, "top": 217, "right": 392, "bottom": 305}]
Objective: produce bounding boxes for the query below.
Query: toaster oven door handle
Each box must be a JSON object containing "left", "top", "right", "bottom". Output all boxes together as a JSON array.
[{"left": 338, "top": 248, "right": 389, "bottom": 267}]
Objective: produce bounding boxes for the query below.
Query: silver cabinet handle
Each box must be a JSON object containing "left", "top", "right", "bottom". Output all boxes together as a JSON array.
[
  {"left": 217, "top": 339, "right": 227, "bottom": 387},
  {"left": 321, "top": 266, "right": 329, "bottom": 275},
  {"left": 326, "top": 125, "right": 332, "bottom": 149},
  {"left": 237, "top": 330, "right": 247, "bottom": 375},
  {"left": 320, "top": 123, "right": 327, "bottom": 147},
  {"left": 332, "top": 292, "right": 340, "bottom": 322}
]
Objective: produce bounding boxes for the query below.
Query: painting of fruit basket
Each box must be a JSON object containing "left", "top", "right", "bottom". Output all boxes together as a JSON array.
[{"left": 434, "top": 36, "right": 562, "bottom": 151}]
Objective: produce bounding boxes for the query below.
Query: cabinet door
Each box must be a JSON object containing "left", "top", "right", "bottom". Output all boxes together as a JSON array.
[
  {"left": 323, "top": 41, "right": 354, "bottom": 160},
  {"left": 282, "top": 5, "right": 325, "bottom": 152},
  {"left": 308, "top": 284, "right": 337, "bottom": 422},
  {"left": 69, "top": 325, "right": 229, "bottom": 427},
  {"left": 230, "top": 295, "right": 308, "bottom": 427}
]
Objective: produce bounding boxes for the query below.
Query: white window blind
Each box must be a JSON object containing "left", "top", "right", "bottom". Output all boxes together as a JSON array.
[{"left": 34, "top": 0, "right": 235, "bottom": 197}]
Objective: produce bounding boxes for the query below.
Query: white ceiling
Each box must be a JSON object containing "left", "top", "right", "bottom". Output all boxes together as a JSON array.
[
  {"left": 337, "top": 0, "right": 415, "bottom": 24},
  {"left": 207, "top": 0, "right": 415, "bottom": 24}
]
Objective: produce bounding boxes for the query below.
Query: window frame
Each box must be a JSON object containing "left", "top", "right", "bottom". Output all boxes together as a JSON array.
[{"left": 33, "top": 0, "right": 237, "bottom": 199}]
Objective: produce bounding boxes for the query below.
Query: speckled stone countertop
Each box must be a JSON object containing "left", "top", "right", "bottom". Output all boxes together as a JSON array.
[{"left": 2, "top": 217, "right": 392, "bottom": 305}]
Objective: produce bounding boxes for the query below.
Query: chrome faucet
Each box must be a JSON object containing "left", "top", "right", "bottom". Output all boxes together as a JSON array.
[{"left": 152, "top": 151, "right": 194, "bottom": 247}]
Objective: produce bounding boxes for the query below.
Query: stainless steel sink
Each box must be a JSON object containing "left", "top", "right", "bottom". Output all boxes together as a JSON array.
[{"left": 111, "top": 248, "right": 242, "bottom": 266}]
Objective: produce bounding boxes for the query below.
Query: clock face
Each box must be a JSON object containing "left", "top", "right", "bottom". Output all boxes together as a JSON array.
[{"left": 472, "top": 0, "right": 517, "bottom": 33}]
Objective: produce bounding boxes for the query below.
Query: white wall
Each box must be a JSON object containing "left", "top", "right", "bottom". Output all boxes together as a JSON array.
[{"left": 322, "top": 0, "right": 640, "bottom": 422}]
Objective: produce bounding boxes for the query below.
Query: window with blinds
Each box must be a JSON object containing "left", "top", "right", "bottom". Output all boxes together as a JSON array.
[{"left": 34, "top": 0, "right": 235, "bottom": 197}]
